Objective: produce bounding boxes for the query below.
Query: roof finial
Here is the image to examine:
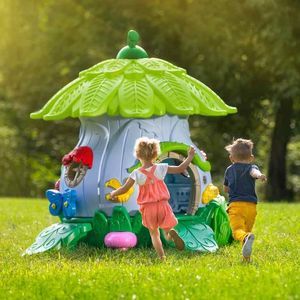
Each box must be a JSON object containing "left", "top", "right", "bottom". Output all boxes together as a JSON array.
[
  {"left": 116, "top": 30, "right": 148, "bottom": 59},
  {"left": 127, "top": 30, "right": 139, "bottom": 48}
]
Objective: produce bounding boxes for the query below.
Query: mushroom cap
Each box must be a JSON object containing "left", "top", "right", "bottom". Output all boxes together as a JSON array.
[
  {"left": 104, "top": 232, "right": 137, "bottom": 249},
  {"left": 30, "top": 31, "right": 237, "bottom": 121}
]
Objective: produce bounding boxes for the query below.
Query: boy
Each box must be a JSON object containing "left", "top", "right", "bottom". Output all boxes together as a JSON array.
[{"left": 224, "top": 138, "right": 267, "bottom": 261}]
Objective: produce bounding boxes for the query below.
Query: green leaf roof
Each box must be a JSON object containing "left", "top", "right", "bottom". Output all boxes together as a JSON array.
[{"left": 30, "top": 31, "right": 237, "bottom": 120}]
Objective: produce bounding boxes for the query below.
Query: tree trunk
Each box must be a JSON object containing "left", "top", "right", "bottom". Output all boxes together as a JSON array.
[{"left": 266, "top": 97, "right": 293, "bottom": 201}]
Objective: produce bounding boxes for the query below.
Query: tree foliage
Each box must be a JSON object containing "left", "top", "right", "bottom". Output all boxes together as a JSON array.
[{"left": 0, "top": 0, "right": 299, "bottom": 200}]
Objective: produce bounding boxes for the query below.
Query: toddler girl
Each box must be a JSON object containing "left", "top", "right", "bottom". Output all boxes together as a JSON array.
[{"left": 110, "top": 137, "right": 195, "bottom": 260}]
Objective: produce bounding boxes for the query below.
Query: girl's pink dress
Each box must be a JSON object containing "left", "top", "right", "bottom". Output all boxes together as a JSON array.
[{"left": 137, "top": 165, "right": 178, "bottom": 230}]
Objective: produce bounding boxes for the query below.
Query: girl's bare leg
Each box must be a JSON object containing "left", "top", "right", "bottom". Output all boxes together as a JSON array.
[{"left": 149, "top": 228, "right": 165, "bottom": 259}]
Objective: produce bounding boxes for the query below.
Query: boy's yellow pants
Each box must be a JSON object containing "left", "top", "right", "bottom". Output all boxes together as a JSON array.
[{"left": 227, "top": 202, "right": 257, "bottom": 243}]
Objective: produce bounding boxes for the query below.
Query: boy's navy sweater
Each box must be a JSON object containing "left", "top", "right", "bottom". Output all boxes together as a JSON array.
[{"left": 224, "top": 163, "right": 259, "bottom": 204}]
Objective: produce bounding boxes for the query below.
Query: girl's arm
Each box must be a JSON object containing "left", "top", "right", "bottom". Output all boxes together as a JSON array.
[
  {"left": 110, "top": 178, "right": 135, "bottom": 200},
  {"left": 167, "top": 146, "right": 196, "bottom": 174}
]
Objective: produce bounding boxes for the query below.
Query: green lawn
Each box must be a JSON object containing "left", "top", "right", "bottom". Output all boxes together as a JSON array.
[{"left": 0, "top": 199, "right": 299, "bottom": 300}]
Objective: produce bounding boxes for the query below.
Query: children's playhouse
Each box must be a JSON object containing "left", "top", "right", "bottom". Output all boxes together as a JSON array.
[{"left": 24, "top": 30, "right": 237, "bottom": 255}]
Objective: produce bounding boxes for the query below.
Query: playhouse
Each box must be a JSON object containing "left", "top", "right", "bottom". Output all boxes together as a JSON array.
[{"left": 24, "top": 30, "right": 236, "bottom": 255}]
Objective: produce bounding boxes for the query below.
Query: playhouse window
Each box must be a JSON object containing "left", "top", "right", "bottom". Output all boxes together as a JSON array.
[
  {"left": 159, "top": 151, "right": 201, "bottom": 215},
  {"left": 64, "top": 162, "right": 88, "bottom": 188}
]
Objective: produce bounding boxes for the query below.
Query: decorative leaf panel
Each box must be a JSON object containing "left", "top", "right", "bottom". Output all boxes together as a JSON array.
[
  {"left": 30, "top": 77, "right": 84, "bottom": 119},
  {"left": 44, "top": 81, "right": 90, "bottom": 120},
  {"left": 23, "top": 223, "right": 92, "bottom": 255},
  {"left": 110, "top": 206, "right": 132, "bottom": 232},
  {"left": 131, "top": 211, "right": 151, "bottom": 247},
  {"left": 153, "top": 94, "right": 166, "bottom": 116},
  {"left": 184, "top": 76, "right": 227, "bottom": 116},
  {"left": 85, "top": 211, "right": 109, "bottom": 247},
  {"left": 169, "top": 215, "right": 218, "bottom": 252},
  {"left": 137, "top": 58, "right": 185, "bottom": 75},
  {"left": 146, "top": 73, "right": 194, "bottom": 115},
  {"left": 79, "top": 59, "right": 130, "bottom": 77},
  {"left": 118, "top": 77, "right": 154, "bottom": 118},
  {"left": 186, "top": 75, "right": 237, "bottom": 114},
  {"left": 80, "top": 74, "right": 123, "bottom": 116},
  {"left": 123, "top": 61, "right": 145, "bottom": 80},
  {"left": 107, "top": 94, "right": 120, "bottom": 116},
  {"left": 31, "top": 58, "right": 237, "bottom": 120}
]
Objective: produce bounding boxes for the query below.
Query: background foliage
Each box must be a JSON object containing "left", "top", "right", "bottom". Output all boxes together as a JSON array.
[{"left": 0, "top": 0, "right": 299, "bottom": 200}]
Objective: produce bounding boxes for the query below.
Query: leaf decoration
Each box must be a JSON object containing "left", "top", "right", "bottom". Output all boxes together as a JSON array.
[
  {"left": 184, "top": 76, "right": 227, "bottom": 116},
  {"left": 110, "top": 206, "right": 132, "bottom": 232},
  {"left": 118, "top": 77, "right": 154, "bottom": 118},
  {"left": 123, "top": 61, "right": 145, "bottom": 80},
  {"left": 107, "top": 94, "right": 120, "bottom": 116},
  {"left": 146, "top": 73, "right": 194, "bottom": 115},
  {"left": 85, "top": 211, "right": 109, "bottom": 247},
  {"left": 153, "top": 94, "right": 166, "bottom": 115},
  {"left": 30, "top": 77, "right": 84, "bottom": 119},
  {"left": 210, "top": 197, "right": 232, "bottom": 246},
  {"left": 196, "top": 196, "right": 233, "bottom": 246},
  {"left": 186, "top": 75, "right": 237, "bottom": 114},
  {"left": 131, "top": 211, "right": 151, "bottom": 247},
  {"left": 173, "top": 215, "right": 218, "bottom": 252},
  {"left": 79, "top": 59, "right": 130, "bottom": 77},
  {"left": 44, "top": 81, "right": 90, "bottom": 120},
  {"left": 80, "top": 74, "right": 123, "bottom": 116},
  {"left": 23, "top": 222, "right": 92, "bottom": 255},
  {"left": 31, "top": 57, "right": 237, "bottom": 120},
  {"left": 137, "top": 58, "right": 185, "bottom": 75}
]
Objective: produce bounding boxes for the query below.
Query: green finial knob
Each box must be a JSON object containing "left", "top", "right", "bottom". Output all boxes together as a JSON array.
[
  {"left": 117, "top": 30, "right": 148, "bottom": 59},
  {"left": 127, "top": 30, "right": 139, "bottom": 48}
]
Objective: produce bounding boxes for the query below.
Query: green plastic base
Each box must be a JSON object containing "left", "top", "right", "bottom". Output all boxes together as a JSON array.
[
  {"left": 23, "top": 223, "right": 92, "bottom": 255},
  {"left": 24, "top": 197, "right": 232, "bottom": 255},
  {"left": 196, "top": 196, "right": 233, "bottom": 246},
  {"left": 173, "top": 215, "right": 218, "bottom": 252}
]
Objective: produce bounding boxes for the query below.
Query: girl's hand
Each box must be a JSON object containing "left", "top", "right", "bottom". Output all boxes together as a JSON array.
[
  {"left": 188, "top": 146, "right": 196, "bottom": 159},
  {"left": 110, "top": 191, "right": 117, "bottom": 200},
  {"left": 200, "top": 150, "right": 207, "bottom": 160}
]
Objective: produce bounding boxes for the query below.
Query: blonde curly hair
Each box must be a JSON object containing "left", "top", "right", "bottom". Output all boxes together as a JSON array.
[
  {"left": 225, "top": 138, "right": 254, "bottom": 160},
  {"left": 134, "top": 137, "right": 161, "bottom": 162}
]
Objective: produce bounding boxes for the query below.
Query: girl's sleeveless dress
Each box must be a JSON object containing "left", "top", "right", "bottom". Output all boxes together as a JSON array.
[{"left": 137, "top": 165, "right": 178, "bottom": 230}]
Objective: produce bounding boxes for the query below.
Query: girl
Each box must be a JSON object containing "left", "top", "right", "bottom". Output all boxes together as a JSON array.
[{"left": 110, "top": 137, "right": 195, "bottom": 260}]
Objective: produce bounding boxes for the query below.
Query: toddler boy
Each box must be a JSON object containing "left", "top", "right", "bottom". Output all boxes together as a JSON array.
[{"left": 224, "top": 138, "right": 267, "bottom": 261}]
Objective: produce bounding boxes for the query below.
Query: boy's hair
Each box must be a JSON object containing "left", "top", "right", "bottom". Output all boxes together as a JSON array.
[
  {"left": 134, "top": 137, "right": 160, "bottom": 161},
  {"left": 225, "top": 138, "right": 254, "bottom": 160}
]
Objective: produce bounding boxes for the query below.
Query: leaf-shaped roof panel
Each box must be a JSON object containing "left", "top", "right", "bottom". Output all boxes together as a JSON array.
[
  {"left": 30, "top": 58, "right": 237, "bottom": 120},
  {"left": 30, "top": 31, "right": 237, "bottom": 120}
]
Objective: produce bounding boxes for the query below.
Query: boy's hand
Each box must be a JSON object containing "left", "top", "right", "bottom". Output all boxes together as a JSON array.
[
  {"left": 259, "top": 174, "right": 267, "bottom": 182},
  {"left": 188, "top": 146, "right": 196, "bottom": 159}
]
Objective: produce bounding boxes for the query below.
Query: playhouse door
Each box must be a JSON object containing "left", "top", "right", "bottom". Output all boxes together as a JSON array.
[
  {"left": 161, "top": 152, "right": 201, "bottom": 215},
  {"left": 162, "top": 157, "right": 193, "bottom": 214}
]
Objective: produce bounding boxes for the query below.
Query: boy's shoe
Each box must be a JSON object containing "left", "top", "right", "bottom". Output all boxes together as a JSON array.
[
  {"left": 242, "top": 233, "right": 255, "bottom": 259},
  {"left": 169, "top": 229, "right": 185, "bottom": 251}
]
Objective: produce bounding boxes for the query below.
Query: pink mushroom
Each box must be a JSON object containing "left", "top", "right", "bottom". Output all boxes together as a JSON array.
[{"left": 104, "top": 232, "right": 137, "bottom": 250}]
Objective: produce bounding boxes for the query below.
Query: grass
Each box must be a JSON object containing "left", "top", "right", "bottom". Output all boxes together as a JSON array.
[{"left": 0, "top": 199, "right": 299, "bottom": 300}]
